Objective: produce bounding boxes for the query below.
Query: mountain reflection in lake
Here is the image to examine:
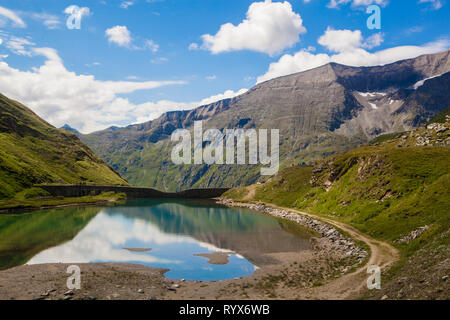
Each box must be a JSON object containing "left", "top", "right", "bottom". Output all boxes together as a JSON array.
[{"left": 0, "top": 199, "right": 313, "bottom": 281}]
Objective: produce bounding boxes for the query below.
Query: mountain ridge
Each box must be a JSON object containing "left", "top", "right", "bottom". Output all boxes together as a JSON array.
[
  {"left": 0, "top": 94, "right": 128, "bottom": 199},
  {"left": 81, "top": 50, "right": 450, "bottom": 191}
]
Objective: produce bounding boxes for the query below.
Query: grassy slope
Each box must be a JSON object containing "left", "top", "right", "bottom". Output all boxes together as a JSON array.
[
  {"left": 226, "top": 146, "right": 449, "bottom": 254},
  {"left": 427, "top": 105, "right": 450, "bottom": 124},
  {"left": 0, "top": 94, "right": 128, "bottom": 199},
  {"left": 224, "top": 120, "right": 450, "bottom": 257},
  {"left": 224, "top": 122, "right": 450, "bottom": 298},
  {"left": 0, "top": 190, "right": 126, "bottom": 212}
]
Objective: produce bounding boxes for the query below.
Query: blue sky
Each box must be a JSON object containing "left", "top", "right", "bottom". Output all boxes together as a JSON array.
[{"left": 0, "top": 0, "right": 448, "bottom": 132}]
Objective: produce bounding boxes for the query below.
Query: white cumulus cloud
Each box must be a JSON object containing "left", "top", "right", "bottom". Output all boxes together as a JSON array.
[
  {"left": 132, "top": 88, "right": 248, "bottom": 124},
  {"left": 318, "top": 28, "right": 363, "bottom": 52},
  {"left": 105, "top": 25, "right": 132, "bottom": 47},
  {"left": 363, "top": 32, "right": 384, "bottom": 49},
  {"left": 199, "top": 88, "right": 248, "bottom": 105},
  {"left": 0, "top": 48, "right": 186, "bottom": 133},
  {"left": 318, "top": 28, "right": 384, "bottom": 52},
  {"left": 106, "top": 26, "right": 159, "bottom": 52},
  {"left": 199, "top": 0, "right": 306, "bottom": 55},
  {"left": 0, "top": 47, "right": 247, "bottom": 133}
]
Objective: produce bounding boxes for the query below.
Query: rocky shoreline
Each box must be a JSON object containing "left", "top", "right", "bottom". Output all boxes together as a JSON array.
[{"left": 217, "top": 199, "right": 368, "bottom": 264}]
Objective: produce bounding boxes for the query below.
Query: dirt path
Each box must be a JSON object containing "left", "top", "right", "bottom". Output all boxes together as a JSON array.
[
  {"left": 267, "top": 203, "right": 400, "bottom": 299},
  {"left": 242, "top": 185, "right": 258, "bottom": 201}
]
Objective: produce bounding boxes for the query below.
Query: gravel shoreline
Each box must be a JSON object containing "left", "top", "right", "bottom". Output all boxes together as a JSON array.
[{"left": 217, "top": 199, "right": 368, "bottom": 264}]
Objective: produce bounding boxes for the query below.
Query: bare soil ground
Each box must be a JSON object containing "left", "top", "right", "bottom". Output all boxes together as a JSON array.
[
  {"left": 194, "top": 252, "right": 233, "bottom": 265},
  {"left": 0, "top": 247, "right": 356, "bottom": 300},
  {"left": 268, "top": 204, "right": 400, "bottom": 299}
]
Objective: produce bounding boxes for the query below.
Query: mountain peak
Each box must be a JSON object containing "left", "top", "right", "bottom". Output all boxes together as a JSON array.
[
  {"left": 60, "top": 124, "right": 79, "bottom": 134},
  {"left": 81, "top": 50, "right": 450, "bottom": 191}
]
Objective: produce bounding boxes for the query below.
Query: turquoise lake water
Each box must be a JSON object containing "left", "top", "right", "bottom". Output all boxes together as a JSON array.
[{"left": 0, "top": 199, "right": 312, "bottom": 281}]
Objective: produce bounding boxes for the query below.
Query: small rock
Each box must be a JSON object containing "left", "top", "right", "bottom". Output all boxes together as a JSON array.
[
  {"left": 381, "top": 295, "right": 388, "bottom": 300},
  {"left": 87, "top": 296, "right": 96, "bottom": 300},
  {"left": 172, "top": 284, "right": 180, "bottom": 289},
  {"left": 64, "top": 290, "right": 73, "bottom": 296},
  {"left": 137, "top": 289, "right": 144, "bottom": 294},
  {"left": 149, "top": 296, "right": 158, "bottom": 300},
  {"left": 63, "top": 295, "right": 72, "bottom": 300},
  {"left": 442, "top": 275, "right": 448, "bottom": 281}
]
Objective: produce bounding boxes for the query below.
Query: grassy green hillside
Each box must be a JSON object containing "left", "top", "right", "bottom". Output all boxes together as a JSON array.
[
  {"left": 427, "top": 105, "right": 450, "bottom": 124},
  {"left": 225, "top": 125, "right": 450, "bottom": 252},
  {"left": 0, "top": 94, "right": 128, "bottom": 199},
  {"left": 224, "top": 121, "right": 450, "bottom": 298},
  {"left": 250, "top": 147, "right": 448, "bottom": 251}
]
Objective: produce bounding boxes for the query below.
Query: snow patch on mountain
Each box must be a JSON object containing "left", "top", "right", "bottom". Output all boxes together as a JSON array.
[
  {"left": 413, "top": 74, "right": 444, "bottom": 90},
  {"left": 357, "top": 92, "right": 387, "bottom": 97}
]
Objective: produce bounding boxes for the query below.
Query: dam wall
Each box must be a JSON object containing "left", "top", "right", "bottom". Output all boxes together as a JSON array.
[{"left": 37, "top": 185, "right": 230, "bottom": 199}]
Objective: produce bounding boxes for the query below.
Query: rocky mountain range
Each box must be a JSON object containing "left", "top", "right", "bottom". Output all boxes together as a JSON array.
[{"left": 81, "top": 49, "right": 450, "bottom": 191}]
